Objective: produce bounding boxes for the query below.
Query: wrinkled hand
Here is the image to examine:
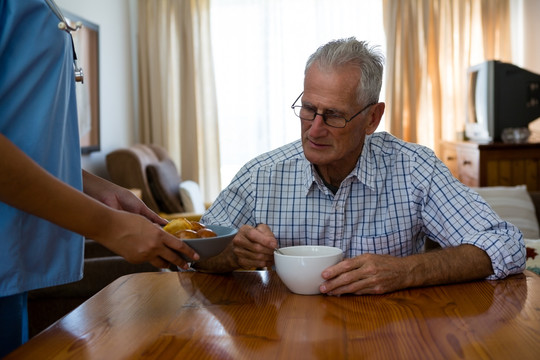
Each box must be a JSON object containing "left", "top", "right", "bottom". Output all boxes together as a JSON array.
[
  {"left": 320, "top": 253, "right": 410, "bottom": 295},
  {"left": 231, "top": 224, "right": 278, "bottom": 269}
]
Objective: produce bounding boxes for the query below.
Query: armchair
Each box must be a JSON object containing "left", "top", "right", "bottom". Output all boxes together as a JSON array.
[{"left": 106, "top": 144, "right": 205, "bottom": 221}]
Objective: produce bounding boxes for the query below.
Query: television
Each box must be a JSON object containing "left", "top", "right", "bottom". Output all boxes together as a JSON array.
[{"left": 465, "top": 60, "right": 540, "bottom": 142}]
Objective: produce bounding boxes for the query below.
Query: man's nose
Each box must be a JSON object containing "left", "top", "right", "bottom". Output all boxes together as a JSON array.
[{"left": 309, "top": 113, "right": 328, "bottom": 134}]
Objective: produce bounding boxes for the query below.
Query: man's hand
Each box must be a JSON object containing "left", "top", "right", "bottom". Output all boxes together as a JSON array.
[
  {"left": 192, "top": 223, "right": 277, "bottom": 273},
  {"left": 320, "top": 245, "right": 494, "bottom": 296},
  {"left": 232, "top": 223, "right": 278, "bottom": 269},
  {"left": 320, "top": 254, "right": 410, "bottom": 295}
]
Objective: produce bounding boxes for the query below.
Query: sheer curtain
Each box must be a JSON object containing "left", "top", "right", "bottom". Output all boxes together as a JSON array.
[
  {"left": 136, "top": 0, "right": 511, "bottom": 202},
  {"left": 138, "top": 0, "right": 221, "bottom": 202},
  {"left": 383, "top": 0, "right": 511, "bottom": 152},
  {"left": 209, "top": 0, "right": 386, "bottom": 187}
]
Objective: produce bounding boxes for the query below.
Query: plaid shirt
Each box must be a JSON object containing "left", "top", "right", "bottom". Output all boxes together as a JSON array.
[{"left": 202, "top": 132, "right": 525, "bottom": 279}]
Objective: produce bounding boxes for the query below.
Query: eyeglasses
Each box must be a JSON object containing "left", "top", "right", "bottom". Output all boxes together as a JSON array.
[{"left": 291, "top": 92, "right": 375, "bottom": 128}]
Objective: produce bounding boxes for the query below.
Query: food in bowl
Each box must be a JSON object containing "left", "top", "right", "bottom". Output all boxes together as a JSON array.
[
  {"left": 163, "top": 218, "right": 237, "bottom": 260},
  {"left": 163, "top": 218, "right": 217, "bottom": 238},
  {"left": 274, "top": 245, "right": 343, "bottom": 295}
]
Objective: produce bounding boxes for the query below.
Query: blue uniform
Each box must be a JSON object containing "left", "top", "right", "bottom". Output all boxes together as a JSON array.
[{"left": 0, "top": 0, "right": 84, "bottom": 353}]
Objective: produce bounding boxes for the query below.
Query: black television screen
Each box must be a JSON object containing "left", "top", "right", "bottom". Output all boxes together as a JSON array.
[{"left": 465, "top": 60, "right": 540, "bottom": 142}]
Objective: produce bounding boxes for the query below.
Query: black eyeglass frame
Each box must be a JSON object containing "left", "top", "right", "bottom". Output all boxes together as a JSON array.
[{"left": 291, "top": 92, "right": 376, "bottom": 128}]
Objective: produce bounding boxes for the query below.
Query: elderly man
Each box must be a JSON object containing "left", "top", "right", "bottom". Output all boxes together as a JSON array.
[{"left": 194, "top": 37, "right": 525, "bottom": 295}]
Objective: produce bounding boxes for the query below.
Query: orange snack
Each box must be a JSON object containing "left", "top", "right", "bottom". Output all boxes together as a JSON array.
[
  {"left": 189, "top": 221, "right": 205, "bottom": 231},
  {"left": 175, "top": 229, "right": 199, "bottom": 239},
  {"left": 163, "top": 218, "right": 192, "bottom": 234},
  {"left": 164, "top": 218, "right": 217, "bottom": 239},
  {"left": 197, "top": 228, "right": 217, "bottom": 238}
]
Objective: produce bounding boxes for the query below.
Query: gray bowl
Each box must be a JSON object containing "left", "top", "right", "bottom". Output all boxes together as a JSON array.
[{"left": 182, "top": 224, "right": 237, "bottom": 261}]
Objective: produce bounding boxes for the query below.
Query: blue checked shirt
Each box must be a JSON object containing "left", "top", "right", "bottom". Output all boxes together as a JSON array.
[{"left": 202, "top": 132, "right": 525, "bottom": 279}]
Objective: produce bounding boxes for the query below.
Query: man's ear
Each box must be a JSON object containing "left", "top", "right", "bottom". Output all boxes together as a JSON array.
[{"left": 366, "top": 102, "right": 385, "bottom": 134}]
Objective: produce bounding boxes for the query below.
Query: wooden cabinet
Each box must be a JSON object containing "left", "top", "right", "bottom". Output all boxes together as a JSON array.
[{"left": 440, "top": 141, "right": 540, "bottom": 191}]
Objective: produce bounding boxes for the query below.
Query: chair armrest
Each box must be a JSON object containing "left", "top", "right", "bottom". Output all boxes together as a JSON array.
[{"left": 529, "top": 191, "right": 540, "bottom": 226}]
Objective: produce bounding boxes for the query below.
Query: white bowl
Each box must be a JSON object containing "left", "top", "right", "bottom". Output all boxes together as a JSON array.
[{"left": 274, "top": 245, "right": 344, "bottom": 295}]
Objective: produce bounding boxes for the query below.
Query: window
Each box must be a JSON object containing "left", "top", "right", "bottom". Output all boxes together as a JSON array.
[{"left": 210, "top": 0, "right": 385, "bottom": 186}]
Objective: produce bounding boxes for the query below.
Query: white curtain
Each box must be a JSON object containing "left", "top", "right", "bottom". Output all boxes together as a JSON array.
[
  {"left": 136, "top": 0, "right": 512, "bottom": 201},
  {"left": 138, "top": 0, "right": 221, "bottom": 202},
  {"left": 383, "top": 0, "right": 511, "bottom": 152},
  {"left": 209, "top": 0, "right": 386, "bottom": 186}
]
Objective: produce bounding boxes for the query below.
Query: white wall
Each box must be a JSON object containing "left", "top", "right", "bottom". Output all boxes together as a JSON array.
[
  {"left": 56, "top": 0, "right": 136, "bottom": 178},
  {"left": 520, "top": 0, "right": 540, "bottom": 74}
]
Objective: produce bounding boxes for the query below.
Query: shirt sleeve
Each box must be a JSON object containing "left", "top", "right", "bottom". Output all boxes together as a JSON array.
[
  {"left": 419, "top": 156, "right": 526, "bottom": 279},
  {"left": 201, "top": 163, "right": 257, "bottom": 228}
]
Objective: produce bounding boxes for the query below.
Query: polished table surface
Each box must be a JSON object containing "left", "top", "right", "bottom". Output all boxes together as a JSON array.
[{"left": 7, "top": 270, "right": 540, "bottom": 359}]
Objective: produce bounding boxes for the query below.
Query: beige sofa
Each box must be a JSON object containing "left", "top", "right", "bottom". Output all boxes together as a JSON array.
[{"left": 106, "top": 144, "right": 207, "bottom": 219}]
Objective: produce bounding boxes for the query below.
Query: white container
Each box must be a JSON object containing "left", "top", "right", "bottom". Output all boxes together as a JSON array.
[{"left": 274, "top": 245, "right": 344, "bottom": 295}]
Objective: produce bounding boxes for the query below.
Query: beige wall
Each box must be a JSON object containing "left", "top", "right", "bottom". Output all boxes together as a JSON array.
[
  {"left": 56, "top": 0, "right": 136, "bottom": 178},
  {"left": 513, "top": 0, "right": 540, "bottom": 74}
]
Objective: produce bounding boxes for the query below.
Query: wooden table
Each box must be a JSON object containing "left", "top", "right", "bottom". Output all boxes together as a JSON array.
[{"left": 7, "top": 271, "right": 540, "bottom": 359}]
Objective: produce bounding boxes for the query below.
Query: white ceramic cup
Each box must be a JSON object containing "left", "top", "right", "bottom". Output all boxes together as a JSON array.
[{"left": 274, "top": 245, "right": 344, "bottom": 295}]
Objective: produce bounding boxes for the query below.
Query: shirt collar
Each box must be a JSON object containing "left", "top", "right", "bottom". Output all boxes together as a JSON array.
[
  {"left": 301, "top": 134, "right": 376, "bottom": 194},
  {"left": 357, "top": 134, "right": 377, "bottom": 191}
]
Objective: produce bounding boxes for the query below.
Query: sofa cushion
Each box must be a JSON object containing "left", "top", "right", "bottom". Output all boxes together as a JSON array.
[
  {"left": 146, "top": 159, "right": 184, "bottom": 213},
  {"left": 179, "top": 180, "right": 206, "bottom": 213},
  {"left": 525, "top": 239, "right": 540, "bottom": 275},
  {"left": 473, "top": 185, "right": 540, "bottom": 239}
]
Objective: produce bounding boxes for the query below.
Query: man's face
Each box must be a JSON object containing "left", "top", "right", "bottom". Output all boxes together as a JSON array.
[{"left": 300, "top": 63, "right": 381, "bottom": 175}]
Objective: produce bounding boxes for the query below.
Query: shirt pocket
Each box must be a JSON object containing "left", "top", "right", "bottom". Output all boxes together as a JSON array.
[{"left": 348, "top": 228, "right": 419, "bottom": 258}]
